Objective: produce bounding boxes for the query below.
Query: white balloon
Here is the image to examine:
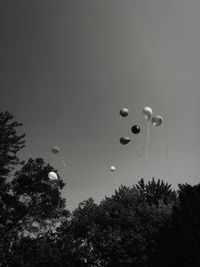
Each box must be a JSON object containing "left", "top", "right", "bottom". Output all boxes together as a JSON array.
[
  {"left": 110, "top": 166, "right": 116, "bottom": 172},
  {"left": 48, "top": 171, "right": 58, "bottom": 180},
  {"left": 151, "top": 115, "right": 163, "bottom": 127},
  {"left": 143, "top": 107, "right": 153, "bottom": 121}
]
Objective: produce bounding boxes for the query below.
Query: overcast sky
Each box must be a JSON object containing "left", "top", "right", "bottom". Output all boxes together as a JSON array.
[{"left": 1, "top": 0, "right": 200, "bottom": 210}]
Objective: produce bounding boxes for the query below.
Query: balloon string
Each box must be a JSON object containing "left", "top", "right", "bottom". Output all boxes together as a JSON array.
[
  {"left": 134, "top": 137, "right": 143, "bottom": 163},
  {"left": 162, "top": 125, "right": 172, "bottom": 179},
  {"left": 62, "top": 157, "right": 66, "bottom": 167},
  {"left": 136, "top": 148, "right": 143, "bottom": 163},
  {"left": 137, "top": 130, "right": 145, "bottom": 162},
  {"left": 146, "top": 121, "right": 150, "bottom": 160}
]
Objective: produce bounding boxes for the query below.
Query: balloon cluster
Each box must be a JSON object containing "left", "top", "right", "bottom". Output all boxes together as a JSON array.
[
  {"left": 116, "top": 107, "right": 163, "bottom": 163},
  {"left": 109, "top": 108, "right": 141, "bottom": 171},
  {"left": 118, "top": 107, "right": 163, "bottom": 146},
  {"left": 142, "top": 107, "right": 163, "bottom": 126},
  {"left": 119, "top": 107, "right": 141, "bottom": 147}
]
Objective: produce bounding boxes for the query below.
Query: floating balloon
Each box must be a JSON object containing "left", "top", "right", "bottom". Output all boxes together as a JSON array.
[
  {"left": 110, "top": 166, "right": 116, "bottom": 172},
  {"left": 51, "top": 146, "right": 60, "bottom": 154},
  {"left": 143, "top": 107, "right": 153, "bottom": 160},
  {"left": 120, "top": 136, "right": 131, "bottom": 145},
  {"left": 151, "top": 115, "right": 163, "bottom": 127},
  {"left": 143, "top": 107, "right": 153, "bottom": 121},
  {"left": 120, "top": 108, "right": 129, "bottom": 117},
  {"left": 48, "top": 171, "right": 58, "bottom": 180},
  {"left": 131, "top": 125, "right": 141, "bottom": 134}
]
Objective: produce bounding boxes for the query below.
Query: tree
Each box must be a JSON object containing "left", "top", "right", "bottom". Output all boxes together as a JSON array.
[
  {"left": 0, "top": 111, "right": 25, "bottom": 183},
  {"left": 153, "top": 184, "right": 200, "bottom": 267},
  {"left": 0, "top": 112, "right": 70, "bottom": 266},
  {"left": 0, "top": 111, "right": 25, "bottom": 265},
  {"left": 58, "top": 182, "right": 175, "bottom": 267},
  {"left": 11, "top": 158, "right": 66, "bottom": 230},
  {"left": 0, "top": 111, "right": 25, "bottom": 230},
  {"left": 135, "top": 178, "right": 177, "bottom": 207},
  {"left": 0, "top": 158, "right": 68, "bottom": 266}
]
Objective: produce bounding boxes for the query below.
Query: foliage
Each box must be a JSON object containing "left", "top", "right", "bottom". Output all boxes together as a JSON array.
[
  {"left": 153, "top": 183, "right": 200, "bottom": 267},
  {"left": 135, "top": 178, "right": 177, "bottom": 206},
  {"left": 0, "top": 111, "right": 69, "bottom": 266},
  {"left": 0, "top": 111, "right": 25, "bottom": 182},
  {"left": 58, "top": 180, "right": 175, "bottom": 267},
  {"left": 0, "top": 157, "right": 68, "bottom": 266}
]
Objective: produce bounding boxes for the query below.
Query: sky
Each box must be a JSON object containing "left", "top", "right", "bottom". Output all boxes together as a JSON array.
[{"left": 0, "top": 0, "right": 200, "bottom": 210}]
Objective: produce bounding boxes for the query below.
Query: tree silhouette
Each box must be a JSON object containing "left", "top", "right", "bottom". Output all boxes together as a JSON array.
[
  {"left": 57, "top": 184, "right": 175, "bottom": 266},
  {"left": 0, "top": 111, "right": 25, "bottom": 182},
  {"left": 0, "top": 158, "right": 68, "bottom": 266},
  {"left": 135, "top": 178, "right": 177, "bottom": 206},
  {"left": 0, "top": 111, "right": 69, "bottom": 265},
  {"left": 153, "top": 184, "right": 200, "bottom": 267}
]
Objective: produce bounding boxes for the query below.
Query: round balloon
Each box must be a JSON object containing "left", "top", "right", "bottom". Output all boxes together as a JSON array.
[
  {"left": 48, "top": 171, "right": 58, "bottom": 180},
  {"left": 151, "top": 115, "right": 163, "bottom": 127},
  {"left": 131, "top": 125, "right": 141, "bottom": 134},
  {"left": 120, "top": 136, "right": 131, "bottom": 145},
  {"left": 143, "top": 107, "right": 153, "bottom": 121},
  {"left": 51, "top": 146, "right": 60, "bottom": 154},
  {"left": 110, "top": 166, "right": 116, "bottom": 172},
  {"left": 120, "top": 108, "right": 129, "bottom": 117}
]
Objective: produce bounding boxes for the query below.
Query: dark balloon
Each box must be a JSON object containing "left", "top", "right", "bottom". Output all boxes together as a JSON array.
[
  {"left": 120, "top": 137, "right": 131, "bottom": 145},
  {"left": 131, "top": 125, "right": 141, "bottom": 134},
  {"left": 120, "top": 108, "right": 129, "bottom": 117},
  {"left": 51, "top": 146, "right": 60, "bottom": 154},
  {"left": 151, "top": 115, "right": 163, "bottom": 127}
]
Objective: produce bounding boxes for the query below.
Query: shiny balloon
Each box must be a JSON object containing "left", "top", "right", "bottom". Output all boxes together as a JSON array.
[
  {"left": 51, "top": 146, "right": 60, "bottom": 154},
  {"left": 110, "top": 166, "right": 116, "bottom": 172},
  {"left": 131, "top": 125, "right": 141, "bottom": 134},
  {"left": 48, "top": 171, "right": 58, "bottom": 180},
  {"left": 151, "top": 115, "right": 163, "bottom": 127},
  {"left": 143, "top": 107, "right": 153, "bottom": 121},
  {"left": 120, "top": 136, "right": 131, "bottom": 145},
  {"left": 120, "top": 108, "right": 129, "bottom": 117}
]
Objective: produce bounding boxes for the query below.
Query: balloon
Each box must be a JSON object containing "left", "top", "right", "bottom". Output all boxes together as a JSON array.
[
  {"left": 120, "top": 136, "right": 131, "bottom": 145},
  {"left": 48, "top": 171, "right": 58, "bottom": 180},
  {"left": 110, "top": 166, "right": 116, "bottom": 172},
  {"left": 143, "top": 107, "right": 153, "bottom": 121},
  {"left": 51, "top": 146, "right": 60, "bottom": 154},
  {"left": 151, "top": 115, "right": 163, "bottom": 127},
  {"left": 120, "top": 108, "right": 129, "bottom": 117},
  {"left": 131, "top": 125, "right": 141, "bottom": 134}
]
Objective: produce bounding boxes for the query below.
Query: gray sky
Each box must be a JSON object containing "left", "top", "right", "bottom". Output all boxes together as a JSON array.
[{"left": 1, "top": 0, "right": 200, "bottom": 210}]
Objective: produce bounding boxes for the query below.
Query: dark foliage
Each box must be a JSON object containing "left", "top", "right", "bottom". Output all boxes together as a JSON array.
[
  {"left": 0, "top": 111, "right": 25, "bottom": 182},
  {"left": 57, "top": 180, "right": 176, "bottom": 267},
  {"left": 153, "top": 184, "right": 200, "bottom": 267}
]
